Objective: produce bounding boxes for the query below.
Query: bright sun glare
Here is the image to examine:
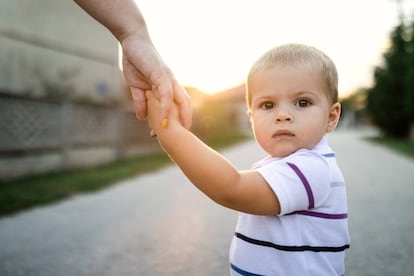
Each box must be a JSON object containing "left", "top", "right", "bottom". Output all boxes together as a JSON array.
[{"left": 132, "top": 0, "right": 407, "bottom": 96}]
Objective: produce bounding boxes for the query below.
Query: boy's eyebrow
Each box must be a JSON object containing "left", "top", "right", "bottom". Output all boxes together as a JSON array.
[
  {"left": 292, "top": 90, "right": 320, "bottom": 98},
  {"left": 251, "top": 95, "right": 274, "bottom": 103},
  {"left": 251, "top": 90, "right": 322, "bottom": 102}
]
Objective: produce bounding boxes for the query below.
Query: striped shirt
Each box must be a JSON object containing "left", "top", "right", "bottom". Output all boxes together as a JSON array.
[{"left": 230, "top": 136, "right": 350, "bottom": 275}]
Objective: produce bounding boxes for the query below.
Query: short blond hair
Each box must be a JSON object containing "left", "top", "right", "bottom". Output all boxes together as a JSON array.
[{"left": 246, "top": 44, "right": 338, "bottom": 107}]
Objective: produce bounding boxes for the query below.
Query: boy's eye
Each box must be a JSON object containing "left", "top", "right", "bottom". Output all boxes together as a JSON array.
[
  {"left": 260, "top": 102, "right": 274, "bottom": 110},
  {"left": 296, "top": 99, "right": 312, "bottom": 108}
]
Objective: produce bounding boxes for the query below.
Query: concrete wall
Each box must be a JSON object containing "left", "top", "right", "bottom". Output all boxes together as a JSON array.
[
  {"left": 0, "top": 0, "right": 123, "bottom": 103},
  {"left": 0, "top": 0, "right": 161, "bottom": 180}
]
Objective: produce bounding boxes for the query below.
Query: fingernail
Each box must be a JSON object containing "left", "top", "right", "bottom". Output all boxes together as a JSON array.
[{"left": 161, "top": 118, "right": 168, "bottom": 128}]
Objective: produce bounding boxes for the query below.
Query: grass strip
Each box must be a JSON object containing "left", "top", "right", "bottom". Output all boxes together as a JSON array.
[
  {"left": 0, "top": 133, "right": 251, "bottom": 217},
  {"left": 0, "top": 152, "right": 171, "bottom": 216},
  {"left": 365, "top": 136, "right": 414, "bottom": 159}
]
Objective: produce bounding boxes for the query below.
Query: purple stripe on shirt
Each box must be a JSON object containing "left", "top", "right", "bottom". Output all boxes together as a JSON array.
[
  {"left": 286, "top": 162, "right": 314, "bottom": 209},
  {"left": 331, "top": 181, "right": 345, "bottom": 188},
  {"left": 291, "top": 210, "right": 348, "bottom": 219}
]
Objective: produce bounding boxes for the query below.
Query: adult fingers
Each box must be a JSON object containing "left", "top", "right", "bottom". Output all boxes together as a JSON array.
[
  {"left": 130, "top": 88, "right": 147, "bottom": 120},
  {"left": 156, "top": 79, "right": 173, "bottom": 125},
  {"left": 173, "top": 81, "right": 192, "bottom": 130}
]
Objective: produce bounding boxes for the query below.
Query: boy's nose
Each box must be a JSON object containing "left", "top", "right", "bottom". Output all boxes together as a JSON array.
[{"left": 275, "top": 109, "right": 293, "bottom": 122}]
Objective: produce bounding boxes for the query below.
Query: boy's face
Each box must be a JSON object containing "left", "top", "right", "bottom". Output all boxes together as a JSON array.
[{"left": 247, "top": 64, "right": 340, "bottom": 158}]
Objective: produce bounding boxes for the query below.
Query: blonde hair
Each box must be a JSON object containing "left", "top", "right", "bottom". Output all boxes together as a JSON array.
[{"left": 246, "top": 43, "right": 338, "bottom": 107}]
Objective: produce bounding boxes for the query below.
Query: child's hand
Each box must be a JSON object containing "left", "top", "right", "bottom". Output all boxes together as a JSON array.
[{"left": 146, "top": 90, "right": 181, "bottom": 135}]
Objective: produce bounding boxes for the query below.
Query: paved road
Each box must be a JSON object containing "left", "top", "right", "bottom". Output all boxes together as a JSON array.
[
  {"left": 330, "top": 130, "right": 414, "bottom": 276},
  {"left": 0, "top": 130, "right": 413, "bottom": 276}
]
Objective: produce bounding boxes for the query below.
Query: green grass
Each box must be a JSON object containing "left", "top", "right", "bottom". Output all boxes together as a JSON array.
[
  {"left": 0, "top": 153, "right": 172, "bottom": 216},
  {"left": 366, "top": 136, "right": 414, "bottom": 159},
  {"left": 0, "top": 133, "right": 251, "bottom": 217}
]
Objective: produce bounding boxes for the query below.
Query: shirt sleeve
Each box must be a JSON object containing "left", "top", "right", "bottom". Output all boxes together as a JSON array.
[{"left": 255, "top": 150, "right": 331, "bottom": 215}]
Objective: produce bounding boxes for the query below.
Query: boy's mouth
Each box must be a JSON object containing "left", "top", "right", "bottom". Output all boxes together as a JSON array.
[{"left": 273, "top": 130, "right": 295, "bottom": 138}]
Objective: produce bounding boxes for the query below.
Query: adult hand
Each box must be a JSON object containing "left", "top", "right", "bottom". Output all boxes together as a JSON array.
[
  {"left": 121, "top": 33, "right": 192, "bottom": 129},
  {"left": 145, "top": 89, "right": 181, "bottom": 135},
  {"left": 74, "top": 0, "right": 192, "bottom": 129}
]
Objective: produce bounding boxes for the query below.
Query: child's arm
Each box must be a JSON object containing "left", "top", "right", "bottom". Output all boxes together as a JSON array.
[{"left": 146, "top": 92, "right": 280, "bottom": 215}]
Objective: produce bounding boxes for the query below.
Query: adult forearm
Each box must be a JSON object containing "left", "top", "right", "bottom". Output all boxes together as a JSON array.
[{"left": 74, "top": 0, "right": 150, "bottom": 42}]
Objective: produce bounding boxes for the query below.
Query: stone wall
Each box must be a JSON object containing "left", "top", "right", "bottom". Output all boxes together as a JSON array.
[{"left": 0, "top": 94, "right": 159, "bottom": 179}]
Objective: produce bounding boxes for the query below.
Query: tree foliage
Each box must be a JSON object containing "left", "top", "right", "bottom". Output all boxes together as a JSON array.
[{"left": 367, "top": 23, "right": 414, "bottom": 138}]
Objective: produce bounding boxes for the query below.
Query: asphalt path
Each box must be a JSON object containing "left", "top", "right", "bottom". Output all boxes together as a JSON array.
[{"left": 0, "top": 129, "right": 413, "bottom": 275}]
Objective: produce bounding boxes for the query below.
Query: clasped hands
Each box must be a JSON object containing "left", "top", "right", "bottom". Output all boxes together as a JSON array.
[{"left": 145, "top": 90, "right": 182, "bottom": 137}]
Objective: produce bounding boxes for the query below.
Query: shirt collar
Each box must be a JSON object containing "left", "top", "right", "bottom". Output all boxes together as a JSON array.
[{"left": 252, "top": 135, "right": 333, "bottom": 169}]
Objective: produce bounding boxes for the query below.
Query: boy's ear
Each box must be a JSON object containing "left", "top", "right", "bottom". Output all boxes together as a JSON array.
[
  {"left": 326, "top": 103, "right": 341, "bottom": 133},
  {"left": 247, "top": 109, "right": 253, "bottom": 122}
]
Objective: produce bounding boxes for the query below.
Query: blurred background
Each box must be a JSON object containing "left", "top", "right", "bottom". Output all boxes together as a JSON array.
[
  {"left": 0, "top": 1, "right": 414, "bottom": 275},
  {"left": 0, "top": 0, "right": 413, "bottom": 211}
]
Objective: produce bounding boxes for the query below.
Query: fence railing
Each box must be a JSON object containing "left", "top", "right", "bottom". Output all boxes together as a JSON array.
[{"left": 0, "top": 93, "right": 159, "bottom": 179}]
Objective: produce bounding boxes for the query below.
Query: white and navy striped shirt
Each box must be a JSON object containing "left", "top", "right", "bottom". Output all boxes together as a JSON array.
[{"left": 230, "top": 136, "right": 350, "bottom": 276}]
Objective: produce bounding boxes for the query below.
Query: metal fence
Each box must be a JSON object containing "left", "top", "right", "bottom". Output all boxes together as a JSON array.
[{"left": 0, "top": 93, "right": 159, "bottom": 179}]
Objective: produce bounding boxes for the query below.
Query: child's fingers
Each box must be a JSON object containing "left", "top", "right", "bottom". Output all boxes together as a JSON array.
[
  {"left": 156, "top": 80, "right": 173, "bottom": 126},
  {"left": 146, "top": 90, "right": 169, "bottom": 128},
  {"left": 145, "top": 90, "right": 154, "bottom": 100}
]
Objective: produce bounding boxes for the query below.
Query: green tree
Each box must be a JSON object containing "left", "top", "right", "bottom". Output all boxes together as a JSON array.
[
  {"left": 367, "top": 24, "right": 412, "bottom": 138},
  {"left": 404, "top": 21, "right": 414, "bottom": 121}
]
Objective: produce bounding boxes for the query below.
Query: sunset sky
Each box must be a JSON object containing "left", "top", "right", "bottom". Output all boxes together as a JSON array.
[{"left": 136, "top": 0, "right": 414, "bottom": 96}]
